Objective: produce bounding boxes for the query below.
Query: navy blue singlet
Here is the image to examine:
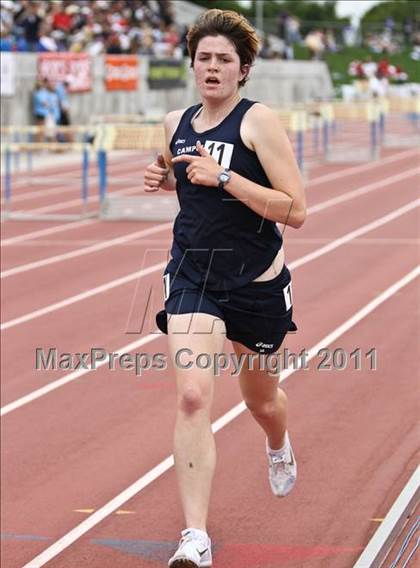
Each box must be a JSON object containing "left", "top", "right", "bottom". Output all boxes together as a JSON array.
[{"left": 168, "top": 98, "right": 282, "bottom": 291}]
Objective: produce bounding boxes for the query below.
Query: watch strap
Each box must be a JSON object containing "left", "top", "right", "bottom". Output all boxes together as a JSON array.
[{"left": 218, "top": 168, "right": 231, "bottom": 190}]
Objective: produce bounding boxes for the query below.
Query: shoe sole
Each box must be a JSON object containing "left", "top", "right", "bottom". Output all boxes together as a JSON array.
[
  {"left": 170, "top": 561, "right": 198, "bottom": 567},
  {"left": 170, "top": 560, "right": 212, "bottom": 567}
]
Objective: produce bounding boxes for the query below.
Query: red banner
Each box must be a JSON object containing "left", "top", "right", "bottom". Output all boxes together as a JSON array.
[
  {"left": 105, "top": 55, "right": 138, "bottom": 91},
  {"left": 37, "top": 53, "right": 92, "bottom": 93}
]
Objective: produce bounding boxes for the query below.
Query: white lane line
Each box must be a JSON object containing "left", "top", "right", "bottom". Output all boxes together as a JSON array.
[
  {"left": 3, "top": 166, "right": 418, "bottom": 279},
  {"left": 12, "top": 182, "right": 145, "bottom": 216},
  {"left": 283, "top": 238, "right": 420, "bottom": 245},
  {"left": 1, "top": 199, "right": 418, "bottom": 332},
  {"left": 1, "top": 184, "right": 81, "bottom": 203},
  {"left": 307, "top": 168, "right": 419, "bottom": 214},
  {"left": 2, "top": 146, "right": 416, "bottom": 247},
  {"left": 1, "top": 223, "right": 172, "bottom": 279},
  {"left": 5, "top": 239, "right": 173, "bottom": 247},
  {"left": 308, "top": 147, "right": 419, "bottom": 186},
  {"left": 19, "top": 265, "right": 420, "bottom": 568},
  {"left": 1, "top": 331, "right": 160, "bottom": 418},
  {"left": 2, "top": 200, "right": 418, "bottom": 407},
  {"left": 1, "top": 219, "right": 97, "bottom": 247},
  {"left": 353, "top": 466, "right": 420, "bottom": 568},
  {"left": 0, "top": 261, "right": 166, "bottom": 331},
  {"left": 291, "top": 199, "right": 419, "bottom": 271}
]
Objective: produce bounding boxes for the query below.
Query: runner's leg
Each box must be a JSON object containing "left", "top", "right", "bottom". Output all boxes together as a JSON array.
[
  {"left": 168, "top": 312, "right": 226, "bottom": 530},
  {"left": 232, "top": 341, "right": 287, "bottom": 451}
]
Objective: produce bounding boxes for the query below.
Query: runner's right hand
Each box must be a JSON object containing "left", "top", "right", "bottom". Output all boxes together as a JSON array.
[{"left": 144, "top": 154, "right": 170, "bottom": 192}]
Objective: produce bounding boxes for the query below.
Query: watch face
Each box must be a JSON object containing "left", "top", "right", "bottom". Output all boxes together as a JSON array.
[{"left": 220, "top": 173, "right": 229, "bottom": 183}]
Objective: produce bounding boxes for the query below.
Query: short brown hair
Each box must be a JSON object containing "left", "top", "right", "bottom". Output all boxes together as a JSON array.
[{"left": 187, "top": 9, "right": 259, "bottom": 87}]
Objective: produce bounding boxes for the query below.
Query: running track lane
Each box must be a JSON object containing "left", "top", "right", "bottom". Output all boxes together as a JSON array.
[
  {"left": 2, "top": 148, "right": 418, "bottom": 271},
  {"left": 1, "top": 196, "right": 418, "bottom": 564},
  {"left": 38, "top": 275, "right": 419, "bottom": 568},
  {"left": 2, "top": 245, "right": 416, "bottom": 567},
  {"left": 1, "top": 146, "right": 417, "bottom": 244},
  {"left": 1, "top": 169, "right": 418, "bottom": 404}
]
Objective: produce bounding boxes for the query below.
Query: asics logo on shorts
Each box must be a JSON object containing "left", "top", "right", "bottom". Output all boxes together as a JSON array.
[{"left": 256, "top": 342, "right": 274, "bottom": 349}]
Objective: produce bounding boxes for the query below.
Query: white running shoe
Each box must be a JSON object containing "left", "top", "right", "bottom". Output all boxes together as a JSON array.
[
  {"left": 168, "top": 529, "right": 212, "bottom": 567},
  {"left": 266, "top": 431, "right": 297, "bottom": 497}
]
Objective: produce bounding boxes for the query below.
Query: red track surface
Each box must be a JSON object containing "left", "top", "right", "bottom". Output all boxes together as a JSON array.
[{"left": 1, "top": 127, "right": 419, "bottom": 568}]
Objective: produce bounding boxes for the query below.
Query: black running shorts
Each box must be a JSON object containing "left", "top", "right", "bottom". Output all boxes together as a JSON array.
[{"left": 156, "top": 264, "right": 297, "bottom": 354}]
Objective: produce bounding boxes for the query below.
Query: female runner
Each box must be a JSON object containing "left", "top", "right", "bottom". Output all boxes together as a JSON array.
[{"left": 144, "top": 9, "right": 306, "bottom": 567}]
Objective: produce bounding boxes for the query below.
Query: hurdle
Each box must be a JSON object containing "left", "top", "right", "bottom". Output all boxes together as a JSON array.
[
  {"left": 304, "top": 102, "right": 336, "bottom": 162},
  {"left": 321, "top": 100, "right": 382, "bottom": 163},
  {"left": 1, "top": 141, "right": 95, "bottom": 221},
  {"left": 0, "top": 125, "right": 97, "bottom": 176},
  {"left": 275, "top": 108, "right": 308, "bottom": 173},
  {"left": 94, "top": 123, "right": 180, "bottom": 221},
  {"left": 382, "top": 96, "right": 420, "bottom": 148},
  {"left": 90, "top": 113, "right": 165, "bottom": 125}
]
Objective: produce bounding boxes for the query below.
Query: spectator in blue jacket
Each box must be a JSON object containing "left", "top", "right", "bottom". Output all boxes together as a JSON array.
[{"left": 32, "top": 78, "right": 60, "bottom": 140}]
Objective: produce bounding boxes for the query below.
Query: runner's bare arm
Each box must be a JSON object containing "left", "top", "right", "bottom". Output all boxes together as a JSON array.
[
  {"left": 143, "top": 109, "right": 184, "bottom": 192},
  {"left": 160, "top": 109, "right": 185, "bottom": 191},
  {"left": 229, "top": 103, "right": 306, "bottom": 227}
]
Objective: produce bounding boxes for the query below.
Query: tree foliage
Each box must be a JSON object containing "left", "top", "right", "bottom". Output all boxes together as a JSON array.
[
  {"left": 361, "top": 0, "right": 419, "bottom": 27},
  {"left": 188, "top": 1, "right": 350, "bottom": 26}
]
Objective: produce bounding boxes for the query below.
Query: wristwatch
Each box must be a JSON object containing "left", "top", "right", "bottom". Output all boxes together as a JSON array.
[{"left": 217, "top": 168, "right": 231, "bottom": 190}]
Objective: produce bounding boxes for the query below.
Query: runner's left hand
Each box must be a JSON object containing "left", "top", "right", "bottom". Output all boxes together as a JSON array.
[{"left": 171, "top": 141, "right": 223, "bottom": 187}]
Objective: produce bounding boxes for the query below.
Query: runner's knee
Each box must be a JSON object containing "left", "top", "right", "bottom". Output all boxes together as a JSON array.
[
  {"left": 178, "top": 384, "right": 211, "bottom": 416},
  {"left": 245, "top": 399, "right": 279, "bottom": 420}
]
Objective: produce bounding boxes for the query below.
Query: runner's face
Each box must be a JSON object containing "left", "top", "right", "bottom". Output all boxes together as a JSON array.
[{"left": 193, "top": 35, "right": 244, "bottom": 100}]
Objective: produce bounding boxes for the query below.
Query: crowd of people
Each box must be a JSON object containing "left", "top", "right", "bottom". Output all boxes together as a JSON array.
[
  {"left": 348, "top": 56, "right": 408, "bottom": 83},
  {"left": 346, "top": 55, "right": 409, "bottom": 98},
  {"left": 0, "top": 0, "right": 185, "bottom": 57},
  {"left": 1, "top": 0, "right": 418, "bottom": 63}
]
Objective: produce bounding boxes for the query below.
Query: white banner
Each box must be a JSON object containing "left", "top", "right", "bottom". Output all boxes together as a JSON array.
[{"left": 0, "top": 52, "right": 16, "bottom": 96}]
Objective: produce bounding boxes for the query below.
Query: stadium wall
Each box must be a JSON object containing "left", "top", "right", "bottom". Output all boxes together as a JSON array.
[{"left": 0, "top": 54, "right": 333, "bottom": 126}]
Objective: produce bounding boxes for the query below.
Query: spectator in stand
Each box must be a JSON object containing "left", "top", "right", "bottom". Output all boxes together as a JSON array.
[
  {"left": 44, "top": 78, "right": 61, "bottom": 140},
  {"left": 277, "top": 9, "right": 289, "bottom": 41},
  {"left": 348, "top": 59, "right": 362, "bottom": 78},
  {"left": 342, "top": 23, "right": 357, "bottom": 47},
  {"left": 403, "top": 18, "right": 413, "bottom": 46},
  {"left": 106, "top": 32, "right": 123, "bottom": 53},
  {"left": 0, "top": 26, "right": 14, "bottom": 51},
  {"left": 55, "top": 76, "right": 72, "bottom": 141},
  {"left": 377, "top": 58, "right": 389, "bottom": 78},
  {"left": 361, "top": 55, "right": 377, "bottom": 79},
  {"left": 32, "top": 78, "right": 50, "bottom": 140},
  {"left": 304, "top": 29, "right": 325, "bottom": 60},
  {"left": 384, "top": 16, "right": 395, "bottom": 34},
  {"left": 1, "top": 0, "right": 14, "bottom": 34},
  {"left": 38, "top": 21, "right": 58, "bottom": 51},
  {"left": 325, "top": 29, "right": 337, "bottom": 53},
  {"left": 17, "top": 0, "right": 42, "bottom": 52},
  {"left": 283, "top": 40, "right": 294, "bottom": 60},
  {"left": 259, "top": 34, "right": 282, "bottom": 59},
  {"left": 410, "top": 32, "right": 420, "bottom": 61},
  {"left": 285, "top": 15, "right": 301, "bottom": 45},
  {"left": 51, "top": 2, "right": 73, "bottom": 35}
]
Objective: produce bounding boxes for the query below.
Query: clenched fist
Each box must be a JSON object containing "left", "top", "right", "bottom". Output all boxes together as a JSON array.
[{"left": 144, "top": 153, "right": 170, "bottom": 192}]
